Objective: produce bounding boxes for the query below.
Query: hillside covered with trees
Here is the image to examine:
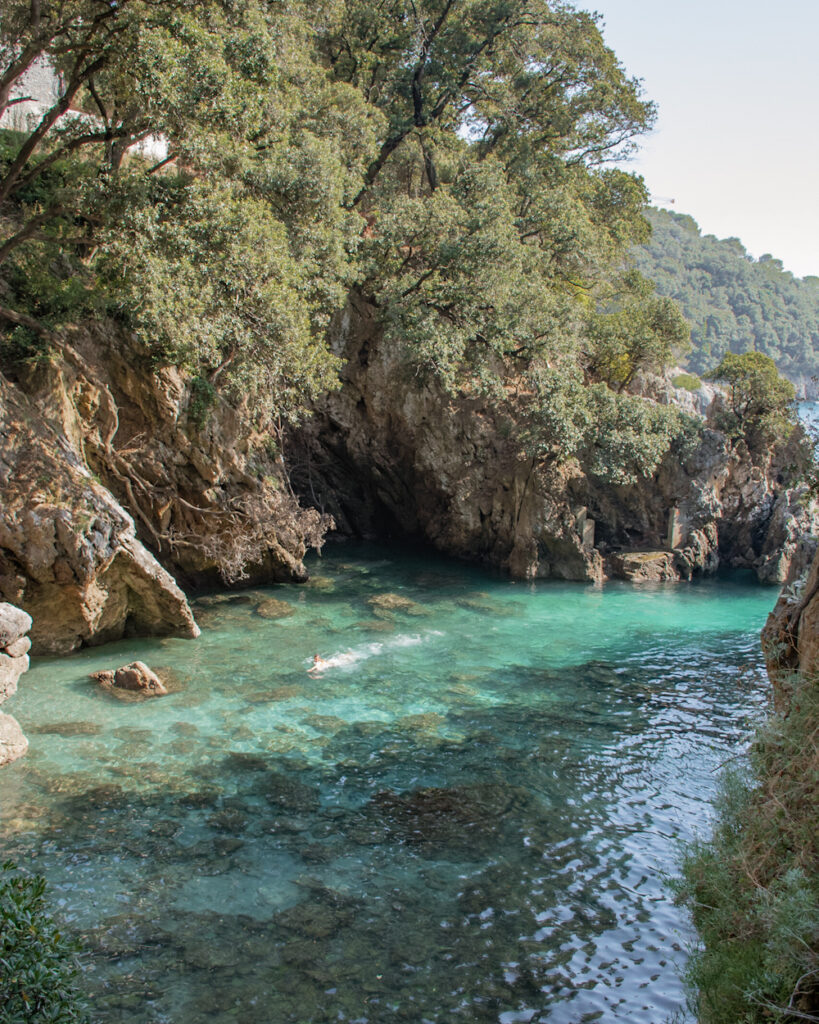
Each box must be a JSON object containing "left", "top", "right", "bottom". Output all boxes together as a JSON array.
[{"left": 634, "top": 207, "right": 819, "bottom": 392}]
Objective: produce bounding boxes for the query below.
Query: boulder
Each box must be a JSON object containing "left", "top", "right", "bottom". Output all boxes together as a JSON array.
[
  {"left": 4, "top": 636, "right": 31, "bottom": 658},
  {"left": 0, "top": 650, "right": 30, "bottom": 703},
  {"left": 0, "top": 374, "right": 200, "bottom": 654},
  {"left": 0, "top": 712, "right": 28, "bottom": 767},
  {"left": 93, "top": 661, "right": 169, "bottom": 697},
  {"left": 608, "top": 551, "right": 678, "bottom": 583},
  {"left": 0, "top": 602, "right": 32, "bottom": 647}
]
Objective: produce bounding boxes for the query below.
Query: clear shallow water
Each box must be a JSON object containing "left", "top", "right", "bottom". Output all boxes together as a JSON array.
[{"left": 0, "top": 545, "right": 776, "bottom": 1024}]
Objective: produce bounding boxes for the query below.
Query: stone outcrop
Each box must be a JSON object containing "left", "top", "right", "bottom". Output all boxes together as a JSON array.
[
  {"left": 54, "top": 326, "right": 329, "bottom": 589},
  {"left": 0, "top": 322, "right": 329, "bottom": 652},
  {"left": 92, "top": 661, "right": 168, "bottom": 697},
  {"left": 291, "top": 296, "right": 817, "bottom": 585},
  {"left": 0, "top": 602, "right": 32, "bottom": 767},
  {"left": 0, "top": 373, "right": 200, "bottom": 654},
  {"left": 608, "top": 551, "right": 678, "bottom": 583},
  {"left": 292, "top": 297, "right": 605, "bottom": 582}
]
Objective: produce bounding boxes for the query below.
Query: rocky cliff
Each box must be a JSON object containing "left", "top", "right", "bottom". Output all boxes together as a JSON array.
[
  {"left": 0, "top": 602, "right": 32, "bottom": 766},
  {"left": 291, "top": 297, "right": 817, "bottom": 585},
  {"left": 1, "top": 307, "right": 815, "bottom": 654},
  {"left": 0, "top": 324, "right": 328, "bottom": 653}
]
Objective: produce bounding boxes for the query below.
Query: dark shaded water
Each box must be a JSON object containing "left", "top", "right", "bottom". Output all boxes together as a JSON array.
[{"left": 1, "top": 546, "right": 774, "bottom": 1023}]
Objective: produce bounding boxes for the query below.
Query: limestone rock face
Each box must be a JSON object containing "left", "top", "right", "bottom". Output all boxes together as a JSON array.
[
  {"left": 292, "top": 298, "right": 602, "bottom": 582},
  {"left": 1, "top": 318, "right": 331, "bottom": 651},
  {"left": 56, "top": 325, "right": 328, "bottom": 589},
  {"left": 0, "top": 601, "right": 33, "bottom": 766},
  {"left": 291, "top": 296, "right": 816, "bottom": 584},
  {"left": 0, "top": 374, "right": 200, "bottom": 654}
]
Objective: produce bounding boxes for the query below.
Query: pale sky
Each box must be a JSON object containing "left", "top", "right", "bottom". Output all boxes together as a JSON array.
[{"left": 590, "top": 0, "right": 819, "bottom": 279}]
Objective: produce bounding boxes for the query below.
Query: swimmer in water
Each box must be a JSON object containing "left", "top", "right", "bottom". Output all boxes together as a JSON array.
[{"left": 309, "top": 654, "right": 327, "bottom": 674}]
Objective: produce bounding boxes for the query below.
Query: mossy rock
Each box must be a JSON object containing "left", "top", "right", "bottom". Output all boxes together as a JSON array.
[{"left": 305, "top": 575, "right": 335, "bottom": 592}]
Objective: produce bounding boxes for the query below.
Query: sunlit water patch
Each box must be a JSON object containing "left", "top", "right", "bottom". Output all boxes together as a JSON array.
[{"left": 1, "top": 545, "right": 776, "bottom": 1023}]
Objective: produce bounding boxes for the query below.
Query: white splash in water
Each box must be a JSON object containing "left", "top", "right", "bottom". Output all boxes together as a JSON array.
[{"left": 308, "top": 631, "right": 444, "bottom": 672}]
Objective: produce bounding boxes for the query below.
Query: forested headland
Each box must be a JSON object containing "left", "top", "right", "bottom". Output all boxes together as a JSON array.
[{"left": 634, "top": 207, "right": 819, "bottom": 394}]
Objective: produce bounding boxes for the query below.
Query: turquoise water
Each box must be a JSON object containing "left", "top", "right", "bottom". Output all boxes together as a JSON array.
[{"left": 0, "top": 545, "right": 776, "bottom": 1023}]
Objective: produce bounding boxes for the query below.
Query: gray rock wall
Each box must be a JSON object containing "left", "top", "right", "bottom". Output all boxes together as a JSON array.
[{"left": 291, "top": 296, "right": 817, "bottom": 584}]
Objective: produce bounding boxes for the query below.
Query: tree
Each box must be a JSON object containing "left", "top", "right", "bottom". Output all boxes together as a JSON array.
[
  {"left": 1, "top": 0, "right": 695, "bottom": 490},
  {"left": 321, "top": 0, "right": 658, "bottom": 393},
  {"left": 583, "top": 268, "right": 690, "bottom": 391},
  {"left": 709, "top": 351, "right": 796, "bottom": 450},
  {"left": 0, "top": 0, "right": 377, "bottom": 416}
]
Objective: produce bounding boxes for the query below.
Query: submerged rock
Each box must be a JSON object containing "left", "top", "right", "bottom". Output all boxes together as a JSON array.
[
  {"left": 454, "top": 595, "right": 518, "bottom": 616},
  {"left": 367, "top": 592, "right": 428, "bottom": 617},
  {"left": 274, "top": 900, "right": 354, "bottom": 939},
  {"left": 305, "top": 575, "right": 335, "bottom": 592},
  {"left": 354, "top": 618, "right": 395, "bottom": 633},
  {"left": 349, "top": 782, "right": 533, "bottom": 856},
  {"left": 32, "top": 721, "right": 102, "bottom": 736},
  {"left": 260, "top": 771, "right": 319, "bottom": 812},
  {"left": 256, "top": 597, "right": 296, "bottom": 620}
]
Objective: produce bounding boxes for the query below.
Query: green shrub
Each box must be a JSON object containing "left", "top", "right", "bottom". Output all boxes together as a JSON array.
[
  {"left": 0, "top": 861, "right": 89, "bottom": 1024},
  {"left": 672, "top": 372, "right": 702, "bottom": 392},
  {"left": 674, "top": 673, "right": 819, "bottom": 1022},
  {"left": 188, "top": 375, "right": 217, "bottom": 429}
]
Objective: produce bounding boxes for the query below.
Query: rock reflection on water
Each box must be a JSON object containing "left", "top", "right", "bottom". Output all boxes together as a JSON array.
[{"left": 0, "top": 546, "right": 772, "bottom": 1023}]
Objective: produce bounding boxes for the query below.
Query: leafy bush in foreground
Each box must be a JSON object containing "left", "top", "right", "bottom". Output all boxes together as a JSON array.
[
  {"left": 0, "top": 861, "right": 88, "bottom": 1024},
  {"left": 675, "top": 673, "right": 819, "bottom": 1022}
]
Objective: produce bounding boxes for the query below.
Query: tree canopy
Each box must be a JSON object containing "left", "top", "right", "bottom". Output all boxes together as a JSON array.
[
  {"left": 708, "top": 350, "right": 796, "bottom": 451},
  {"left": 1, "top": 0, "right": 695, "bottom": 480}
]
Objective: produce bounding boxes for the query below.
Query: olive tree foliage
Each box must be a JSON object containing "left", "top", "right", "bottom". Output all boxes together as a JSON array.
[
  {"left": 0, "top": 0, "right": 379, "bottom": 417},
  {"left": 0, "top": 0, "right": 695, "bottom": 483},
  {"left": 319, "top": 0, "right": 695, "bottom": 479},
  {"left": 709, "top": 351, "right": 796, "bottom": 452}
]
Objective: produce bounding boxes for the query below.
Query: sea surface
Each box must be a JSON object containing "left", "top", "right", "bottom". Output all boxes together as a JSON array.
[
  {"left": 799, "top": 400, "right": 819, "bottom": 429},
  {"left": 1, "top": 545, "right": 777, "bottom": 1024}
]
